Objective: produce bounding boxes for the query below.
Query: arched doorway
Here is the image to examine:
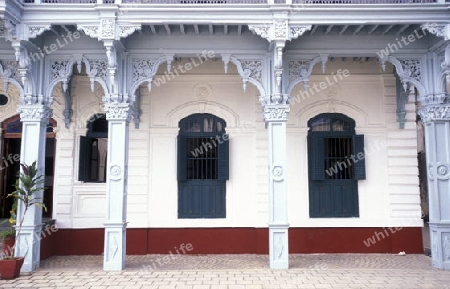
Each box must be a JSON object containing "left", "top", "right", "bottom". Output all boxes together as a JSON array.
[{"left": 0, "top": 114, "right": 56, "bottom": 218}]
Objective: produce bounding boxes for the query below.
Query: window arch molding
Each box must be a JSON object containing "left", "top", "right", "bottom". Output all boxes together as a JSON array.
[
  {"left": 307, "top": 113, "right": 356, "bottom": 134},
  {"left": 167, "top": 101, "right": 239, "bottom": 128},
  {"left": 178, "top": 113, "right": 227, "bottom": 136}
]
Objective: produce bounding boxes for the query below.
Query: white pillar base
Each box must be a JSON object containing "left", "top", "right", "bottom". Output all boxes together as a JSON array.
[
  {"left": 269, "top": 223, "right": 289, "bottom": 269},
  {"left": 16, "top": 224, "right": 43, "bottom": 272},
  {"left": 430, "top": 222, "right": 450, "bottom": 270},
  {"left": 103, "top": 222, "right": 127, "bottom": 271}
]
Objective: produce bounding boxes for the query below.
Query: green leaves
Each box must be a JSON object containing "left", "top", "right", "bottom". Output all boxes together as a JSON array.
[
  {"left": 8, "top": 161, "right": 47, "bottom": 213},
  {"left": 3, "top": 161, "right": 48, "bottom": 259}
]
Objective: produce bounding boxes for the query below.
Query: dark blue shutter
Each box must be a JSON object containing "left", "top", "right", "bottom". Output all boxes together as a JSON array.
[
  {"left": 217, "top": 135, "right": 229, "bottom": 181},
  {"left": 353, "top": 134, "right": 366, "bottom": 180},
  {"left": 177, "top": 135, "right": 187, "bottom": 181},
  {"left": 78, "top": 136, "right": 90, "bottom": 181},
  {"left": 311, "top": 135, "right": 325, "bottom": 180}
]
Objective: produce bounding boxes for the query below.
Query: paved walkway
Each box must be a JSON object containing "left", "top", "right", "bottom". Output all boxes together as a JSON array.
[{"left": 1, "top": 254, "right": 450, "bottom": 288}]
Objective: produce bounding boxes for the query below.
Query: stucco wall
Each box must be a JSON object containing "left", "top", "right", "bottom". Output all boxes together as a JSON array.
[{"left": 0, "top": 57, "right": 421, "bottom": 230}]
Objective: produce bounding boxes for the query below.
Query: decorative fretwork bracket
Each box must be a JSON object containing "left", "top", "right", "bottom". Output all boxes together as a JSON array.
[
  {"left": 287, "top": 54, "right": 329, "bottom": 92},
  {"left": 248, "top": 20, "right": 312, "bottom": 43},
  {"left": 379, "top": 55, "right": 425, "bottom": 97},
  {"left": 2, "top": 17, "right": 53, "bottom": 106},
  {"left": 421, "top": 23, "right": 450, "bottom": 41},
  {"left": 220, "top": 54, "right": 265, "bottom": 95},
  {"left": 78, "top": 19, "right": 143, "bottom": 127},
  {"left": 421, "top": 23, "right": 450, "bottom": 89},
  {"left": 77, "top": 20, "right": 141, "bottom": 42},
  {"left": 249, "top": 18, "right": 312, "bottom": 115}
]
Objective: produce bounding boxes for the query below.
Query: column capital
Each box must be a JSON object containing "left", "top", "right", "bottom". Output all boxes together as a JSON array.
[
  {"left": 104, "top": 103, "right": 132, "bottom": 122},
  {"left": 419, "top": 103, "right": 450, "bottom": 123},
  {"left": 263, "top": 104, "right": 290, "bottom": 122},
  {"left": 18, "top": 104, "right": 52, "bottom": 123}
]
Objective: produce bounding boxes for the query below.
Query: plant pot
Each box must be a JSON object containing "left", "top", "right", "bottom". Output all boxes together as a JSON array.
[
  {"left": 0, "top": 257, "right": 24, "bottom": 279},
  {"left": 2, "top": 236, "right": 15, "bottom": 256}
]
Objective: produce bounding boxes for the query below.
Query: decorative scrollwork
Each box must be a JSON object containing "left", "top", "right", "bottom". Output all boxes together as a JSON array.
[
  {"left": 118, "top": 25, "right": 142, "bottom": 39},
  {"left": 289, "top": 60, "right": 311, "bottom": 82},
  {"left": 290, "top": 25, "right": 312, "bottom": 39},
  {"left": 105, "top": 103, "right": 131, "bottom": 121},
  {"left": 18, "top": 105, "right": 52, "bottom": 122},
  {"left": 239, "top": 60, "right": 262, "bottom": 83},
  {"left": 50, "top": 60, "right": 69, "bottom": 81},
  {"left": 77, "top": 25, "right": 99, "bottom": 39},
  {"left": 87, "top": 58, "right": 108, "bottom": 79},
  {"left": 421, "top": 23, "right": 450, "bottom": 41},
  {"left": 132, "top": 59, "right": 157, "bottom": 83},
  {"left": 101, "top": 19, "right": 115, "bottom": 39},
  {"left": 263, "top": 105, "right": 290, "bottom": 122},
  {"left": 274, "top": 20, "right": 288, "bottom": 39},
  {"left": 399, "top": 59, "right": 421, "bottom": 82},
  {"left": 248, "top": 25, "right": 271, "bottom": 41},
  {"left": 419, "top": 105, "right": 450, "bottom": 123},
  {"left": 0, "top": 60, "right": 21, "bottom": 84},
  {"left": 249, "top": 23, "right": 311, "bottom": 41}
]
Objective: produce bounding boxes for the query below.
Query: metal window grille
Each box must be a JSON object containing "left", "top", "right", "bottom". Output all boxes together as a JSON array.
[
  {"left": 187, "top": 137, "right": 218, "bottom": 179},
  {"left": 325, "top": 137, "right": 353, "bottom": 179}
]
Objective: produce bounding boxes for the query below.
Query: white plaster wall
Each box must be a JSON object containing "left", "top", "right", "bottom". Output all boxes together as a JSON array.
[
  {"left": 50, "top": 59, "right": 264, "bottom": 229},
  {"left": 143, "top": 60, "right": 261, "bottom": 228},
  {"left": 7, "top": 56, "right": 420, "bottom": 229},
  {"left": 287, "top": 60, "right": 421, "bottom": 228}
]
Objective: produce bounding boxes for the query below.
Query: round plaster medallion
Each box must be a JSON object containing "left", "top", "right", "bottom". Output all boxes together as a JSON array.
[
  {"left": 437, "top": 163, "right": 450, "bottom": 180},
  {"left": 110, "top": 165, "right": 122, "bottom": 180},
  {"left": 193, "top": 83, "right": 212, "bottom": 100},
  {"left": 272, "top": 166, "right": 284, "bottom": 181},
  {"left": 324, "top": 83, "right": 340, "bottom": 98}
]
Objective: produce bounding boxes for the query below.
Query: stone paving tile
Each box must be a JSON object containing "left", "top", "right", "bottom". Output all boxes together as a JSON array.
[{"left": 1, "top": 254, "right": 450, "bottom": 288}]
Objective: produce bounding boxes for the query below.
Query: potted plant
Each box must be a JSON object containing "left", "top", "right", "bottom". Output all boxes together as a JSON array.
[
  {"left": 0, "top": 201, "right": 17, "bottom": 256},
  {"left": 0, "top": 161, "right": 46, "bottom": 279}
]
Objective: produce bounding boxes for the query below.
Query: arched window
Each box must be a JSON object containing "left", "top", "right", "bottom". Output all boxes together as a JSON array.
[
  {"left": 307, "top": 113, "right": 365, "bottom": 218},
  {"left": 177, "top": 113, "right": 229, "bottom": 218},
  {"left": 78, "top": 114, "right": 108, "bottom": 182}
]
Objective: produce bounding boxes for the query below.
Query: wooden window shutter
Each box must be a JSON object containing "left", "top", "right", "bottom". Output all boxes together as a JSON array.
[
  {"left": 311, "top": 135, "right": 325, "bottom": 181},
  {"left": 78, "top": 136, "right": 90, "bottom": 182},
  {"left": 353, "top": 134, "right": 366, "bottom": 180},
  {"left": 177, "top": 135, "right": 188, "bottom": 181},
  {"left": 217, "top": 135, "right": 229, "bottom": 181}
]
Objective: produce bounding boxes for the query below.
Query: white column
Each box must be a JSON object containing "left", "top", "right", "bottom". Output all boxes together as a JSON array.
[
  {"left": 264, "top": 104, "right": 290, "bottom": 269},
  {"left": 16, "top": 104, "right": 51, "bottom": 272},
  {"left": 419, "top": 103, "right": 450, "bottom": 270},
  {"left": 103, "top": 103, "right": 131, "bottom": 271}
]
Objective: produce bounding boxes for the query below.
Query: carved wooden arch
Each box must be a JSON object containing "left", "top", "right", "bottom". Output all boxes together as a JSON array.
[{"left": 2, "top": 114, "right": 57, "bottom": 138}]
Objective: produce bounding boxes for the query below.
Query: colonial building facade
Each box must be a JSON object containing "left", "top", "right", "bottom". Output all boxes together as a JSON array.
[{"left": 0, "top": 0, "right": 449, "bottom": 272}]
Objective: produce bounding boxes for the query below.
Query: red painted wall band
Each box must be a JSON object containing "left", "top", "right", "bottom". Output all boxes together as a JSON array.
[{"left": 41, "top": 227, "right": 423, "bottom": 258}]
